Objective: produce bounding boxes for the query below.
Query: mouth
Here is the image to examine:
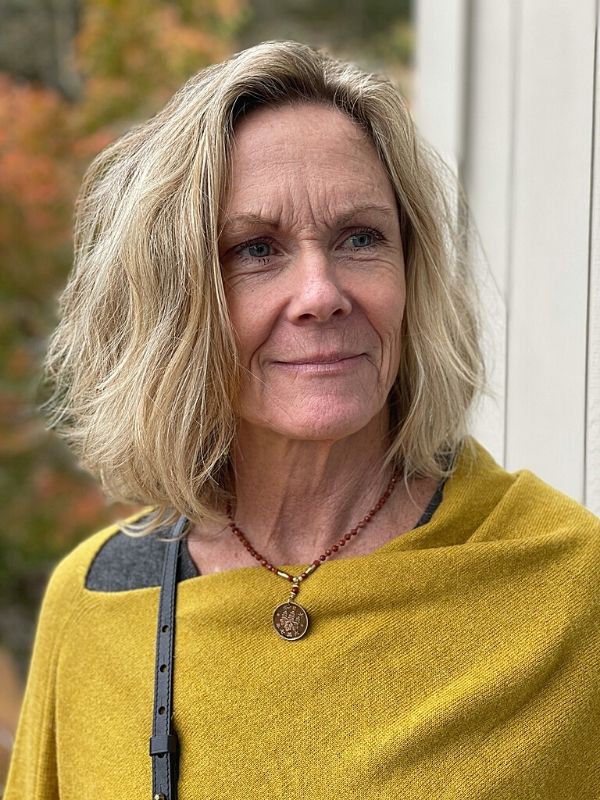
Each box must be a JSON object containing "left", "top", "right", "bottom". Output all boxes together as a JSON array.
[{"left": 272, "top": 353, "right": 366, "bottom": 373}]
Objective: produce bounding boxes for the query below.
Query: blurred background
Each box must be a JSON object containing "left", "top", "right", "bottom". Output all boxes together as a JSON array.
[{"left": 1, "top": 0, "right": 599, "bottom": 793}]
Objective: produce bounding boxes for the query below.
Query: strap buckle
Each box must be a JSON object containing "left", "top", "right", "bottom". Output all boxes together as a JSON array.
[{"left": 149, "top": 733, "right": 179, "bottom": 756}]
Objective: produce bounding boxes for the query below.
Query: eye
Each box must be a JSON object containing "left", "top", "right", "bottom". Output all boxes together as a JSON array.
[
  {"left": 235, "top": 239, "right": 274, "bottom": 259},
  {"left": 349, "top": 232, "right": 373, "bottom": 248},
  {"left": 340, "top": 228, "right": 383, "bottom": 250}
]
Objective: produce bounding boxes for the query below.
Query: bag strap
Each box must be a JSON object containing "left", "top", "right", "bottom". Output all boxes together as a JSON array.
[{"left": 149, "top": 515, "right": 187, "bottom": 800}]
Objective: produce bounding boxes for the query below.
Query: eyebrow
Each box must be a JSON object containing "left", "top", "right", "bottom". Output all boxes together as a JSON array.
[{"left": 220, "top": 204, "right": 397, "bottom": 234}]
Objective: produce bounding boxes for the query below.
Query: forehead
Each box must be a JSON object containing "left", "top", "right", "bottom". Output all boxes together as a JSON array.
[{"left": 223, "top": 103, "right": 397, "bottom": 224}]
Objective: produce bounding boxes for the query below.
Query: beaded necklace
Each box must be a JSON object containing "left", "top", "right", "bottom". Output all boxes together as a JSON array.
[{"left": 226, "top": 470, "right": 399, "bottom": 640}]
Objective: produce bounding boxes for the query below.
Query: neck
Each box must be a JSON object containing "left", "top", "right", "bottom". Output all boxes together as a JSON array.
[{"left": 226, "top": 410, "right": 403, "bottom": 564}]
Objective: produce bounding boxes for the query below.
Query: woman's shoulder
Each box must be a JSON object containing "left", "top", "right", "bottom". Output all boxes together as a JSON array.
[
  {"left": 21, "top": 518, "right": 144, "bottom": 675},
  {"left": 454, "top": 437, "right": 600, "bottom": 541},
  {"left": 42, "top": 517, "right": 128, "bottom": 608},
  {"left": 47, "top": 509, "right": 198, "bottom": 599}
]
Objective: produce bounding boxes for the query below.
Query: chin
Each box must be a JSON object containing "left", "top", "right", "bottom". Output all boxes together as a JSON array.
[{"left": 256, "top": 398, "right": 385, "bottom": 442}]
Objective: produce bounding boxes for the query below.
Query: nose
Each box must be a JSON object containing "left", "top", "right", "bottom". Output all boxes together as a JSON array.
[{"left": 286, "top": 247, "right": 352, "bottom": 323}]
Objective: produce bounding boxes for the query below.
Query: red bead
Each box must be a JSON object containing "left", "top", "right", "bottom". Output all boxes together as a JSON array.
[
  {"left": 227, "top": 466, "right": 399, "bottom": 579},
  {"left": 291, "top": 586, "right": 300, "bottom": 594}
]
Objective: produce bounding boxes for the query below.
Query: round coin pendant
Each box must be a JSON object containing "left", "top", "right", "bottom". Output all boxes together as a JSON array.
[{"left": 272, "top": 601, "right": 309, "bottom": 640}]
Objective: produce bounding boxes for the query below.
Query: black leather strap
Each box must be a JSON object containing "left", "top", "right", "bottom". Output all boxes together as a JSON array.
[{"left": 150, "top": 515, "right": 187, "bottom": 800}]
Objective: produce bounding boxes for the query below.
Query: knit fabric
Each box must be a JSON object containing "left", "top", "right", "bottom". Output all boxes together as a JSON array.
[
  {"left": 83, "top": 482, "right": 445, "bottom": 591},
  {"left": 5, "top": 440, "right": 600, "bottom": 799}
]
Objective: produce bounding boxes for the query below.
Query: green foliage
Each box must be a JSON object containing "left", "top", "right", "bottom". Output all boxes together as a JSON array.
[
  {"left": 284, "top": 0, "right": 411, "bottom": 47},
  {"left": 239, "top": 0, "right": 413, "bottom": 66}
]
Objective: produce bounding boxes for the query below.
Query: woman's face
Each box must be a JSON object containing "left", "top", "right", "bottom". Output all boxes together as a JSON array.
[{"left": 219, "top": 103, "right": 406, "bottom": 442}]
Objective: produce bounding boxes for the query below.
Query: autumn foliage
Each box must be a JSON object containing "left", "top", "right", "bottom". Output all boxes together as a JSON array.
[{"left": 0, "top": 0, "right": 245, "bottom": 669}]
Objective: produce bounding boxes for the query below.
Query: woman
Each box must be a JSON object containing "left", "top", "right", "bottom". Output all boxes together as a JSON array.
[{"left": 6, "top": 41, "right": 600, "bottom": 799}]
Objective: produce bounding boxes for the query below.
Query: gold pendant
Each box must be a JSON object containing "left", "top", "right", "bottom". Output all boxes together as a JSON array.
[{"left": 272, "top": 601, "right": 309, "bottom": 640}]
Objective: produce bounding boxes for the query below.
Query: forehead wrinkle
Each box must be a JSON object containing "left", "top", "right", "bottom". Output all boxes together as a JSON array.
[
  {"left": 224, "top": 203, "right": 396, "bottom": 227},
  {"left": 223, "top": 146, "right": 398, "bottom": 243},
  {"left": 222, "top": 200, "right": 398, "bottom": 239},
  {"left": 227, "top": 175, "right": 322, "bottom": 234}
]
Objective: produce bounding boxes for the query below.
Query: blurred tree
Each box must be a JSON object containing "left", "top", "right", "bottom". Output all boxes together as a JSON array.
[
  {"left": 238, "top": 0, "right": 412, "bottom": 71},
  {"left": 0, "top": 0, "right": 82, "bottom": 100},
  {"left": 0, "top": 0, "right": 245, "bottom": 673}
]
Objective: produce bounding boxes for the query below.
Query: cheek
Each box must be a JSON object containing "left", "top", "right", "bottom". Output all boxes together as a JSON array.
[
  {"left": 369, "top": 283, "right": 406, "bottom": 348},
  {"left": 225, "top": 289, "right": 271, "bottom": 367},
  {"left": 370, "top": 289, "right": 406, "bottom": 387}
]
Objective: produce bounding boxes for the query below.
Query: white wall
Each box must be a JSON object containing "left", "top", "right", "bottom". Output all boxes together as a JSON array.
[
  {"left": 588, "top": 10, "right": 600, "bottom": 515},
  {"left": 416, "top": 0, "right": 599, "bottom": 513}
]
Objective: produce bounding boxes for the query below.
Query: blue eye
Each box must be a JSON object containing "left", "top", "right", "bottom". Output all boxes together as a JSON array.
[
  {"left": 348, "top": 232, "right": 374, "bottom": 248},
  {"left": 246, "top": 242, "right": 271, "bottom": 258},
  {"left": 342, "top": 229, "right": 382, "bottom": 250},
  {"left": 235, "top": 240, "right": 273, "bottom": 259}
]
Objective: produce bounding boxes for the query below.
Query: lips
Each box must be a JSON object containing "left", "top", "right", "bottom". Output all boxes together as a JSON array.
[{"left": 274, "top": 353, "right": 363, "bottom": 366}]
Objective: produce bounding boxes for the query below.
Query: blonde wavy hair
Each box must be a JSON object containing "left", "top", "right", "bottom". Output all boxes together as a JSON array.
[{"left": 43, "top": 40, "right": 484, "bottom": 533}]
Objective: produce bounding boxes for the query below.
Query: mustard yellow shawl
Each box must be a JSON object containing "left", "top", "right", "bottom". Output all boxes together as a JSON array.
[{"left": 6, "top": 440, "right": 600, "bottom": 799}]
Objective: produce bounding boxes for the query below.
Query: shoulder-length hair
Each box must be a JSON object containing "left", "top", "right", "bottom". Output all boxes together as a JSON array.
[{"left": 43, "top": 40, "right": 484, "bottom": 533}]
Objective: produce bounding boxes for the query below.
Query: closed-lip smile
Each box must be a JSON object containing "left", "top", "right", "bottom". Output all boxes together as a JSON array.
[{"left": 272, "top": 353, "right": 366, "bottom": 372}]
